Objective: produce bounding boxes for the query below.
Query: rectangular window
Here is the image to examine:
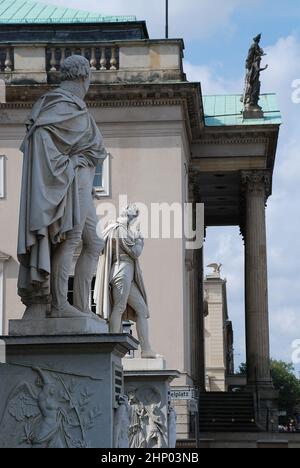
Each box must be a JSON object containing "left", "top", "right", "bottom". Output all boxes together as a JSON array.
[
  {"left": 93, "top": 163, "right": 103, "bottom": 188},
  {"left": 67, "top": 277, "right": 74, "bottom": 307},
  {"left": 0, "top": 156, "right": 5, "bottom": 199},
  {"left": 68, "top": 276, "right": 97, "bottom": 314},
  {"left": 93, "top": 154, "right": 110, "bottom": 197}
]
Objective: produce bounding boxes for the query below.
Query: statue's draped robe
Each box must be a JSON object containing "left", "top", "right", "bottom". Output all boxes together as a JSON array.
[
  {"left": 17, "top": 88, "right": 107, "bottom": 301},
  {"left": 94, "top": 221, "right": 149, "bottom": 321},
  {"left": 244, "top": 42, "right": 265, "bottom": 106}
]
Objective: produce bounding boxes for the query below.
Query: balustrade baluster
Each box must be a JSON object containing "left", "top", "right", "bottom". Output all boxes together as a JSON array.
[
  {"left": 4, "top": 48, "right": 12, "bottom": 72},
  {"left": 50, "top": 48, "right": 57, "bottom": 72},
  {"left": 60, "top": 47, "right": 66, "bottom": 68},
  {"left": 110, "top": 47, "right": 117, "bottom": 71},
  {"left": 90, "top": 47, "right": 97, "bottom": 70},
  {"left": 100, "top": 47, "right": 107, "bottom": 70}
]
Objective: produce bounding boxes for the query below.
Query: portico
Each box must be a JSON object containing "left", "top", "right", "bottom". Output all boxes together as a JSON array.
[{"left": 191, "top": 94, "right": 281, "bottom": 427}]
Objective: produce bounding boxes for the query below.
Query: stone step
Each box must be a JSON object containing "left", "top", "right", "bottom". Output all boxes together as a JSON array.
[{"left": 199, "top": 392, "right": 259, "bottom": 433}]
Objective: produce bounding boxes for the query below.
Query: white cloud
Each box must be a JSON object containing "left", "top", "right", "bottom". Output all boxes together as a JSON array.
[
  {"left": 184, "top": 62, "right": 243, "bottom": 94},
  {"left": 40, "top": 0, "right": 248, "bottom": 39}
]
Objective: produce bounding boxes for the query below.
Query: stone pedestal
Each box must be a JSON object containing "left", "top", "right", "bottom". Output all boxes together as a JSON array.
[
  {"left": 9, "top": 315, "right": 108, "bottom": 336},
  {"left": 243, "top": 106, "right": 264, "bottom": 120},
  {"left": 0, "top": 334, "right": 138, "bottom": 448},
  {"left": 123, "top": 357, "right": 179, "bottom": 449}
]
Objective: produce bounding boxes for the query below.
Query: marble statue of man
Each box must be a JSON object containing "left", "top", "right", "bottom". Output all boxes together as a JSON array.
[
  {"left": 17, "top": 55, "right": 107, "bottom": 318},
  {"left": 94, "top": 205, "right": 156, "bottom": 358}
]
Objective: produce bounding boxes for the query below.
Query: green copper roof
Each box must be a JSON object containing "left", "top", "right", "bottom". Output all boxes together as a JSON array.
[
  {"left": 0, "top": 0, "right": 136, "bottom": 24},
  {"left": 203, "top": 94, "right": 282, "bottom": 126}
]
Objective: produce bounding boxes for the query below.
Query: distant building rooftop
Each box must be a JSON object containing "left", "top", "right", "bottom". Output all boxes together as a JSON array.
[
  {"left": 203, "top": 94, "right": 282, "bottom": 126},
  {"left": 0, "top": 0, "right": 136, "bottom": 24}
]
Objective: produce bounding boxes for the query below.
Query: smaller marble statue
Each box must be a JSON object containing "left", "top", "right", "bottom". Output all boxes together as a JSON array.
[
  {"left": 168, "top": 406, "right": 177, "bottom": 449},
  {"left": 94, "top": 204, "right": 156, "bottom": 358},
  {"left": 128, "top": 392, "right": 147, "bottom": 449},
  {"left": 147, "top": 404, "right": 165, "bottom": 448},
  {"left": 242, "top": 34, "right": 268, "bottom": 117},
  {"left": 126, "top": 386, "right": 169, "bottom": 449},
  {"left": 114, "top": 395, "right": 130, "bottom": 448}
]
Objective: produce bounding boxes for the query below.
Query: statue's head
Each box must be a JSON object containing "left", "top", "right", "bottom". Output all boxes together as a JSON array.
[
  {"left": 60, "top": 55, "right": 91, "bottom": 95},
  {"left": 119, "top": 204, "right": 140, "bottom": 225},
  {"left": 253, "top": 33, "right": 262, "bottom": 44}
]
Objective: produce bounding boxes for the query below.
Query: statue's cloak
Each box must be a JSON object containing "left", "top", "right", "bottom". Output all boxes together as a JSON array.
[
  {"left": 94, "top": 222, "right": 149, "bottom": 322},
  {"left": 17, "top": 87, "right": 107, "bottom": 299}
]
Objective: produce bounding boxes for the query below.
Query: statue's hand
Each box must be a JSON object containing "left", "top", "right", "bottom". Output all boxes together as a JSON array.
[
  {"left": 135, "top": 229, "right": 144, "bottom": 241},
  {"left": 72, "top": 155, "right": 89, "bottom": 169}
]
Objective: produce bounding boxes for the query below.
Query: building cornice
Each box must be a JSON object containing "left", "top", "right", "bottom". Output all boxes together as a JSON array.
[
  {"left": 192, "top": 125, "right": 279, "bottom": 172},
  {"left": 1, "top": 81, "right": 204, "bottom": 142}
]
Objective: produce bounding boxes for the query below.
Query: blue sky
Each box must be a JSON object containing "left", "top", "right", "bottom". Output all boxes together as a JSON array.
[{"left": 43, "top": 0, "right": 300, "bottom": 375}]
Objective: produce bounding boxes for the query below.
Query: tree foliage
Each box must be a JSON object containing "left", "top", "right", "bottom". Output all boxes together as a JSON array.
[{"left": 238, "top": 360, "right": 300, "bottom": 416}]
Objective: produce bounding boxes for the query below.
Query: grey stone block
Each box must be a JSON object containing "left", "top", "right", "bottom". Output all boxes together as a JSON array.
[{"left": 0, "top": 334, "right": 138, "bottom": 448}]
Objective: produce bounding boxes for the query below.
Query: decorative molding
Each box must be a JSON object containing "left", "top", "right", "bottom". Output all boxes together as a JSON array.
[
  {"left": 239, "top": 170, "right": 272, "bottom": 241},
  {"left": 194, "top": 137, "right": 268, "bottom": 146},
  {"left": 0, "top": 98, "right": 183, "bottom": 110},
  {"left": 240, "top": 170, "right": 272, "bottom": 199},
  {"left": 1, "top": 80, "right": 204, "bottom": 141}
]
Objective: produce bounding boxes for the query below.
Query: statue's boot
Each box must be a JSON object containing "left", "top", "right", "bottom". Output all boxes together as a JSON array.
[
  {"left": 50, "top": 302, "right": 91, "bottom": 319},
  {"left": 77, "top": 306, "right": 104, "bottom": 321},
  {"left": 136, "top": 315, "right": 157, "bottom": 359}
]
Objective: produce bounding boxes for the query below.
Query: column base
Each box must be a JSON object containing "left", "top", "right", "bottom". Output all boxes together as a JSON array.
[{"left": 247, "top": 384, "right": 279, "bottom": 432}]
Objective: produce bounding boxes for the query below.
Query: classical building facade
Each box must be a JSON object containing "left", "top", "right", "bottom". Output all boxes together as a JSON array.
[
  {"left": 204, "top": 269, "right": 234, "bottom": 392},
  {"left": 0, "top": 1, "right": 281, "bottom": 439}
]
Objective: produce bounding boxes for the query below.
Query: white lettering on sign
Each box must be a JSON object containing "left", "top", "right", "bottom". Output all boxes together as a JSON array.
[{"left": 169, "top": 388, "right": 195, "bottom": 400}]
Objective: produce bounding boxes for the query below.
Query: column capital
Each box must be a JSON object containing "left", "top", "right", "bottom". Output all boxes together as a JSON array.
[{"left": 241, "top": 170, "right": 272, "bottom": 199}]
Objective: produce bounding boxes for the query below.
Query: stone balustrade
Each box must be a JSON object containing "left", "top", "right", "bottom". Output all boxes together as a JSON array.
[
  {"left": 0, "top": 40, "right": 184, "bottom": 85},
  {"left": 47, "top": 45, "right": 119, "bottom": 73}
]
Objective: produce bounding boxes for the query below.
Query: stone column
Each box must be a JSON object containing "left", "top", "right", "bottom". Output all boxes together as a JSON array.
[{"left": 241, "top": 170, "right": 273, "bottom": 388}]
